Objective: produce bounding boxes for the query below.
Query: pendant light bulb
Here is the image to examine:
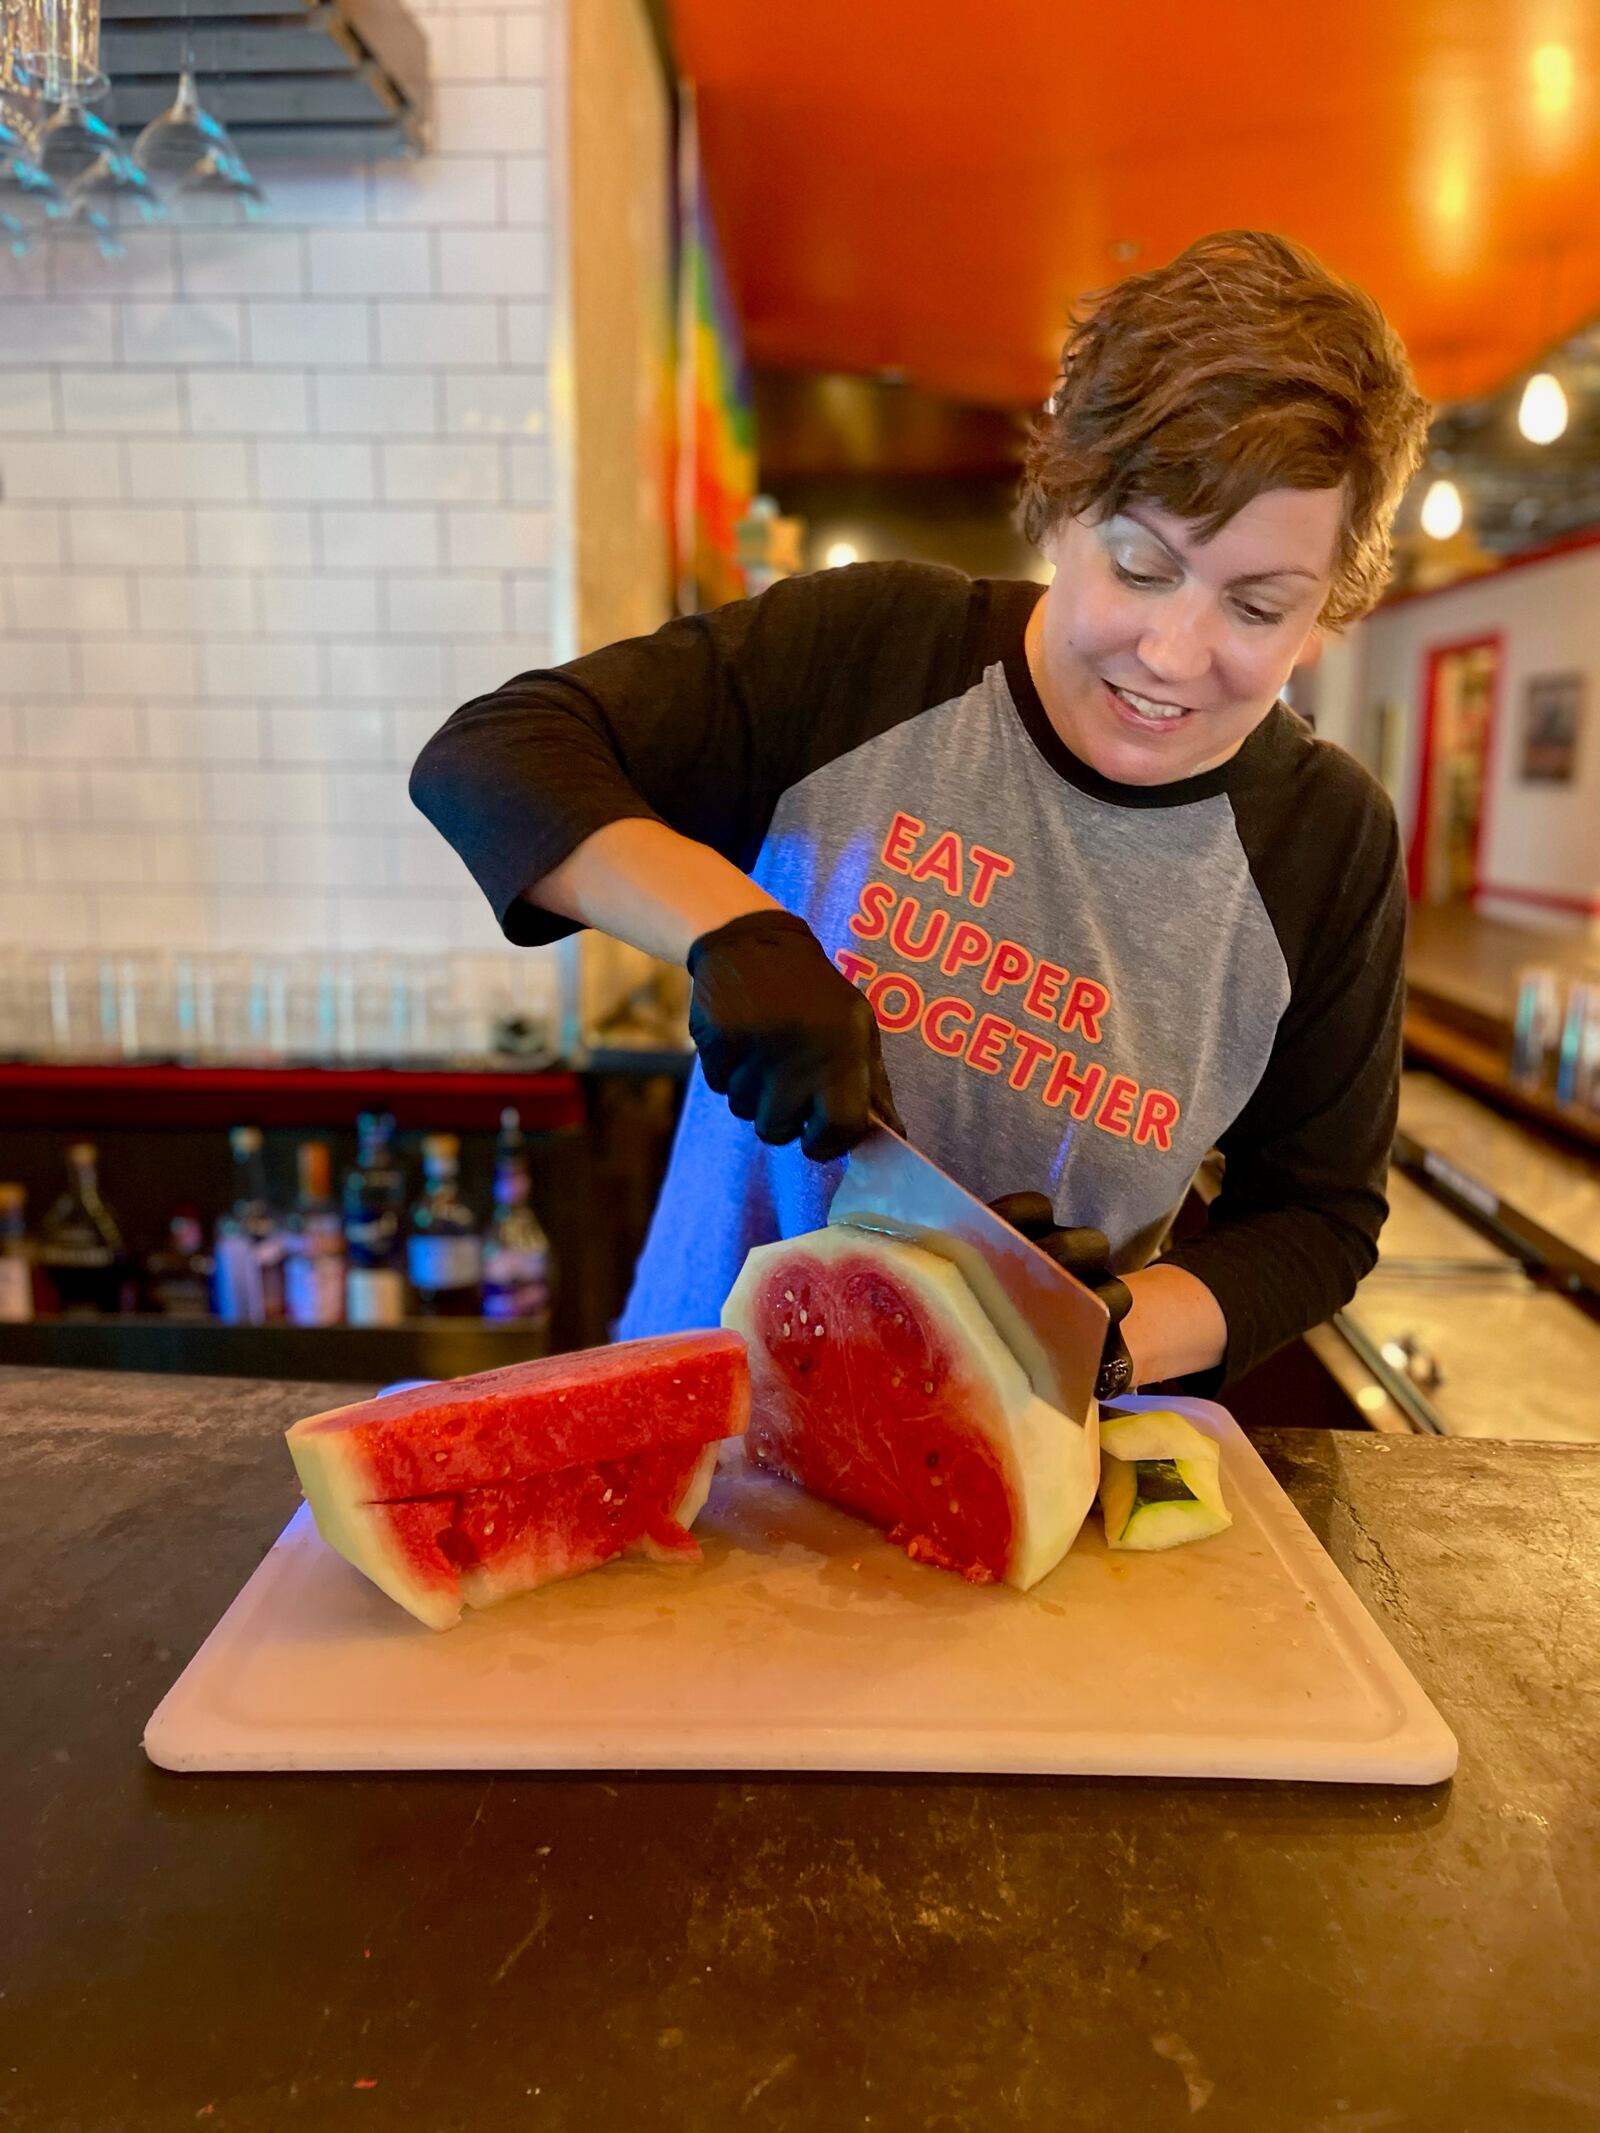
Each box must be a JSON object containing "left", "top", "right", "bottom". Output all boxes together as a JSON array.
[
  {"left": 1517, "top": 371, "right": 1568, "bottom": 445},
  {"left": 1420, "top": 476, "right": 1464, "bottom": 542}
]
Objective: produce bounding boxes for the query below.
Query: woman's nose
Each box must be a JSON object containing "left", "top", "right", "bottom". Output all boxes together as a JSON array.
[{"left": 1137, "top": 601, "right": 1213, "bottom": 685}]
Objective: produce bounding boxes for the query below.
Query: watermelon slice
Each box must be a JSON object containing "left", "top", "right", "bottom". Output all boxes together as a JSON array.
[
  {"left": 286, "top": 1332, "right": 750, "bottom": 1629},
  {"left": 721, "top": 1228, "right": 1098, "bottom": 1590}
]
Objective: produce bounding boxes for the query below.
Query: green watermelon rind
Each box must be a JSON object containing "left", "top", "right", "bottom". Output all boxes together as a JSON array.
[{"left": 1097, "top": 1408, "right": 1231, "bottom": 1551}]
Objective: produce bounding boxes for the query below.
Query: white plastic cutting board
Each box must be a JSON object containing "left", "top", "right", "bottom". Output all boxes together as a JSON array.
[{"left": 145, "top": 1397, "right": 1457, "bottom": 1783}]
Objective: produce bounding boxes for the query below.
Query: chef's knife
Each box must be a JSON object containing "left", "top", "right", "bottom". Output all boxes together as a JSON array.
[{"left": 827, "top": 1117, "right": 1109, "bottom": 1428}]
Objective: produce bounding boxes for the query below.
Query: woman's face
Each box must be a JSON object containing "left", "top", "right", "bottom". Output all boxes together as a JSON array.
[{"left": 1028, "top": 486, "right": 1344, "bottom": 785}]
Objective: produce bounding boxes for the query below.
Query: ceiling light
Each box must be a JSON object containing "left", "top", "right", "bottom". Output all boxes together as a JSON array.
[
  {"left": 823, "top": 540, "right": 859, "bottom": 569},
  {"left": 1517, "top": 371, "right": 1568, "bottom": 445},
  {"left": 1420, "top": 477, "right": 1464, "bottom": 541},
  {"left": 1530, "top": 43, "right": 1574, "bottom": 120}
]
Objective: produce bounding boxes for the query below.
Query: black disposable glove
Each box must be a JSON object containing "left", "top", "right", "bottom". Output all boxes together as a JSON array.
[
  {"left": 988, "top": 1190, "right": 1136, "bottom": 1402},
  {"left": 687, "top": 909, "right": 905, "bottom": 1162}
]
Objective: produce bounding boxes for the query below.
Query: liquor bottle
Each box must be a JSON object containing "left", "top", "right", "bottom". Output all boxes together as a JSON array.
[
  {"left": 407, "top": 1132, "right": 482, "bottom": 1317},
  {"left": 343, "top": 1111, "right": 407, "bottom": 1327},
  {"left": 213, "top": 1125, "right": 287, "bottom": 1326},
  {"left": 482, "top": 1107, "right": 553, "bottom": 1322},
  {"left": 0, "top": 1183, "right": 32, "bottom": 1323},
  {"left": 142, "top": 1210, "right": 215, "bottom": 1319},
  {"left": 38, "top": 1142, "right": 131, "bottom": 1315},
  {"left": 285, "top": 1140, "right": 347, "bottom": 1327}
]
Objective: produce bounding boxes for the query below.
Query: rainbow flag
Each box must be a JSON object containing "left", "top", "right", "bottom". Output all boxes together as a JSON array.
[{"left": 676, "top": 88, "right": 757, "bottom": 612}]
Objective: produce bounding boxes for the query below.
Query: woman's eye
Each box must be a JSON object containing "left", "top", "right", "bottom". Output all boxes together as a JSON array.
[
  {"left": 1235, "top": 603, "right": 1284, "bottom": 627},
  {"left": 1111, "top": 562, "right": 1171, "bottom": 590}
]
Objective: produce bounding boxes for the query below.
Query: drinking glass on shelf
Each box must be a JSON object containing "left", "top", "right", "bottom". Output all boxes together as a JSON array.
[
  {"left": 170, "top": 952, "right": 216, "bottom": 1062},
  {"left": 11, "top": 0, "right": 109, "bottom": 107},
  {"left": 401, "top": 958, "right": 458, "bottom": 1062},
  {"left": 347, "top": 955, "right": 404, "bottom": 1064},
  {"left": 107, "top": 953, "right": 180, "bottom": 1059},
  {"left": 38, "top": 952, "right": 117, "bottom": 1059}
]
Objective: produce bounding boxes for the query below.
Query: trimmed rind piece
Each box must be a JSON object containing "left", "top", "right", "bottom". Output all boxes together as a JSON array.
[
  {"left": 723, "top": 1226, "right": 1098, "bottom": 1591},
  {"left": 1098, "top": 1408, "right": 1231, "bottom": 1552}
]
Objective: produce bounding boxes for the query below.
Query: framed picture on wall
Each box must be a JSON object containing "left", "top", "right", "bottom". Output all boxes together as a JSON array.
[{"left": 1521, "top": 671, "right": 1585, "bottom": 783}]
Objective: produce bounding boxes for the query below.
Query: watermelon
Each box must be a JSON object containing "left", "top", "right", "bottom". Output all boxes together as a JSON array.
[
  {"left": 721, "top": 1227, "right": 1098, "bottom": 1590},
  {"left": 285, "top": 1331, "right": 750, "bottom": 1629}
]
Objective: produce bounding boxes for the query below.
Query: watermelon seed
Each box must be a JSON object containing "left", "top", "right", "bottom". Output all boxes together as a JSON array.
[
  {"left": 784, "top": 1289, "right": 794, "bottom": 1302},
  {"left": 925, "top": 1451, "right": 940, "bottom": 1468},
  {"left": 930, "top": 1475, "right": 943, "bottom": 1488},
  {"left": 923, "top": 1381, "right": 934, "bottom": 1394},
  {"left": 601, "top": 1489, "right": 612, "bottom": 1503},
  {"left": 813, "top": 1323, "right": 824, "bottom": 1337},
  {"left": 799, "top": 1308, "right": 808, "bottom": 1325},
  {"left": 894, "top": 1313, "right": 905, "bottom": 1325},
  {"left": 782, "top": 1322, "right": 792, "bottom": 1337},
  {"left": 484, "top": 1522, "right": 495, "bottom": 1536},
  {"left": 433, "top": 1450, "right": 448, "bottom": 1464}
]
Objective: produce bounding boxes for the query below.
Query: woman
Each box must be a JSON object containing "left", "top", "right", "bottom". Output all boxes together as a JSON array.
[{"left": 412, "top": 229, "right": 1430, "bottom": 1399}]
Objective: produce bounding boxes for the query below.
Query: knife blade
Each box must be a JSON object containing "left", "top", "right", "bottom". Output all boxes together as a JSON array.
[{"left": 827, "top": 1118, "right": 1109, "bottom": 1428}]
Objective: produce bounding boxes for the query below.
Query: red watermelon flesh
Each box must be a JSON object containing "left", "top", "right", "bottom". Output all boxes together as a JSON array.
[
  {"left": 722, "top": 1228, "right": 1098, "bottom": 1592},
  {"left": 377, "top": 1441, "right": 712, "bottom": 1614},
  {"left": 732, "top": 1244, "right": 1015, "bottom": 1582},
  {"left": 286, "top": 1331, "right": 748, "bottom": 1629},
  {"left": 293, "top": 1333, "right": 748, "bottom": 1496}
]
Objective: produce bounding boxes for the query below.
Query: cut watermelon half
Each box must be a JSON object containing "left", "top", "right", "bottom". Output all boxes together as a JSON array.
[
  {"left": 721, "top": 1228, "right": 1097, "bottom": 1590},
  {"left": 286, "top": 1331, "right": 749, "bottom": 1629}
]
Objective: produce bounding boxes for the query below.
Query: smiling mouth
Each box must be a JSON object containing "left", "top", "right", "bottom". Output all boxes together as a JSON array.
[{"left": 1104, "top": 680, "right": 1196, "bottom": 724}]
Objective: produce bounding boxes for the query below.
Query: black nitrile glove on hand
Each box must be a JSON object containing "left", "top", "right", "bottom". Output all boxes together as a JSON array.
[
  {"left": 687, "top": 909, "right": 905, "bottom": 1162},
  {"left": 988, "top": 1190, "right": 1136, "bottom": 1402}
]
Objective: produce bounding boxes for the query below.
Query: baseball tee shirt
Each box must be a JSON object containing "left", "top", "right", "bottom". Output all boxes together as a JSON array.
[{"left": 411, "top": 560, "right": 1406, "bottom": 1386}]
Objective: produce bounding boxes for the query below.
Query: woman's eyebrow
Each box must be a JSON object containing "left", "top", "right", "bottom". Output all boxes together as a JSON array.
[{"left": 1118, "top": 510, "right": 1321, "bottom": 584}]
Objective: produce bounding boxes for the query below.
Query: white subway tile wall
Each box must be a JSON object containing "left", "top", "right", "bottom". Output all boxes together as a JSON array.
[{"left": 0, "top": 0, "right": 557, "bottom": 980}]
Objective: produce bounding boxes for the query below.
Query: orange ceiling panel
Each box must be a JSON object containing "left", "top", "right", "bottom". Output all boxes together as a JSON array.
[{"left": 666, "top": 1, "right": 1600, "bottom": 409}]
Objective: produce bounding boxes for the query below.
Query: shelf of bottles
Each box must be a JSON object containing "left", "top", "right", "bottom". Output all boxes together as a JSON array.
[{"left": 0, "top": 1107, "right": 555, "bottom": 1345}]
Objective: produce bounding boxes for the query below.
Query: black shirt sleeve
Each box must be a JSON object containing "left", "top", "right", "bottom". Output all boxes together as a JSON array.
[
  {"left": 1160, "top": 724, "right": 1407, "bottom": 1388},
  {"left": 408, "top": 561, "right": 994, "bottom": 947}
]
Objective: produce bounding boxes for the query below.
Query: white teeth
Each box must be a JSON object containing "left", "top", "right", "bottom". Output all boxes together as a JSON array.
[{"left": 1112, "top": 684, "right": 1186, "bottom": 720}]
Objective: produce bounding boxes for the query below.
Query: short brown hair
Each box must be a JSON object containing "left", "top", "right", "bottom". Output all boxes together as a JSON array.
[{"left": 1017, "top": 230, "right": 1431, "bottom": 627}]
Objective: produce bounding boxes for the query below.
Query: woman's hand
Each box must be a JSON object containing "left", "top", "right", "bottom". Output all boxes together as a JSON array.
[
  {"left": 987, "top": 1191, "right": 1135, "bottom": 1399},
  {"left": 688, "top": 910, "right": 905, "bottom": 1162},
  {"left": 990, "top": 1190, "right": 1230, "bottom": 1390}
]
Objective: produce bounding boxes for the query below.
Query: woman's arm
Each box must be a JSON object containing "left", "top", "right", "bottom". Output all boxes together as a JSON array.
[
  {"left": 530, "top": 818, "right": 779, "bottom": 966},
  {"left": 1120, "top": 1263, "right": 1229, "bottom": 1386}
]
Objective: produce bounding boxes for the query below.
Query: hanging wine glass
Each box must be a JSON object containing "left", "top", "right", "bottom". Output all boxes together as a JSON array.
[
  {"left": 132, "top": 64, "right": 224, "bottom": 191},
  {"left": 132, "top": 4, "right": 259, "bottom": 207},
  {"left": 35, "top": 90, "right": 117, "bottom": 183},
  {"left": 178, "top": 143, "right": 264, "bottom": 216},
  {"left": 57, "top": 191, "right": 121, "bottom": 256},
  {"left": 70, "top": 142, "right": 164, "bottom": 224},
  {"left": 0, "top": 148, "right": 65, "bottom": 254}
]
